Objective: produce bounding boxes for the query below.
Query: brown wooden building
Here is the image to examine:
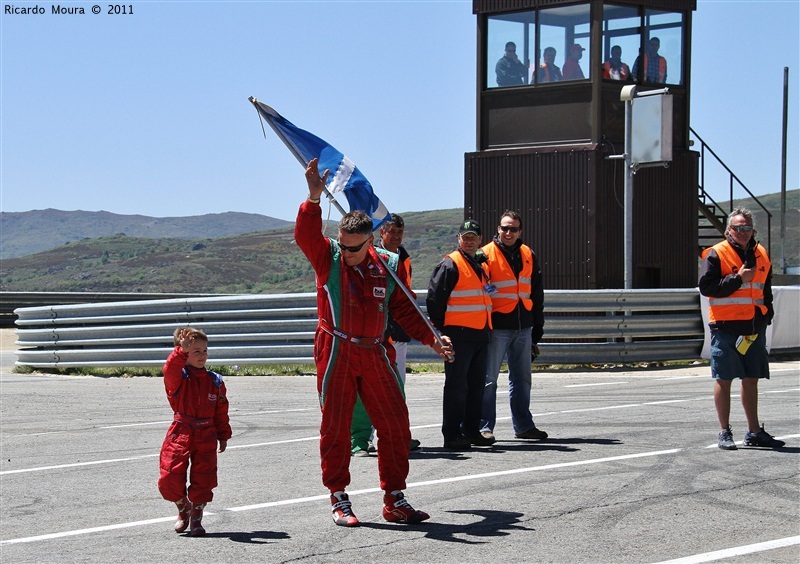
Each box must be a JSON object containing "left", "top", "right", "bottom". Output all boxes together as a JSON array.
[{"left": 465, "top": 0, "right": 699, "bottom": 289}]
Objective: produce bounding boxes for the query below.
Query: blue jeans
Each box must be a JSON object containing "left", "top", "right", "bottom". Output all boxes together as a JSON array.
[{"left": 481, "top": 329, "right": 535, "bottom": 434}]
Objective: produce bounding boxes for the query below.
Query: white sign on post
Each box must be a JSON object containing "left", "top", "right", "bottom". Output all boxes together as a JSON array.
[{"left": 631, "top": 94, "right": 673, "bottom": 166}]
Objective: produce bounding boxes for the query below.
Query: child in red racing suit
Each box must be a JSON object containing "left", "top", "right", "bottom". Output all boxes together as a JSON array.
[{"left": 158, "top": 327, "right": 232, "bottom": 536}]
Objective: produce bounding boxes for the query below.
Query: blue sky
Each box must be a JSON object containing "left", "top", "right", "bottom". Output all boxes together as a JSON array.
[{"left": 1, "top": 0, "right": 798, "bottom": 222}]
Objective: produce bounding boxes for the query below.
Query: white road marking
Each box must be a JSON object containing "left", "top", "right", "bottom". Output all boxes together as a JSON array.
[
  {"left": 0, "top": 437, "right": 319, "bottom": 476},
  {"left": 0, "top": 455, "right": 160, "bottom": 475},
  {"left": 4, "top": 407, "right": 316, "bottom": 436},
  {"left": 565, "top": 382, "right": 628, "bottom": 387},
  {"left": 655, "top": 375, "right": 707, "bottom": 381},
  {"left": 0, "top": 447, "right": 683, "bottom": 545},
  {"left": 8, "top": 444, "right": 797, "bottom": 552},
  {"left": 651, "top": 535, "right": 800, "bottom": 563},
  {"left": 99, "top": 421, "right": 170, "bottom": 429},
  {"left": 5, "top": 388, "right": 796, "bottom": 476}
]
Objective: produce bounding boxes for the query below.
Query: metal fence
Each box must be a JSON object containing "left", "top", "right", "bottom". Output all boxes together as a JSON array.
[
  {"left": 13, "top": 289, "right": 705, "bottom": 368},
  {"left": 0, "top": 291, "right": 217, "bottom": 328}
]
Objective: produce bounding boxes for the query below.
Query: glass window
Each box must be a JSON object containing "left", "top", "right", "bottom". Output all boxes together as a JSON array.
[
  {"left": 486, "top": 11, "right": 535, "bottom": 89},
  {"left": 632, "top": 10, "right": 684, "bottom": 85},
  {"left": 602, "top": 4, "right": 639, "bottom": 82},
  {"left": 537, "top": 4, "right": 590, "bottom": 84}
]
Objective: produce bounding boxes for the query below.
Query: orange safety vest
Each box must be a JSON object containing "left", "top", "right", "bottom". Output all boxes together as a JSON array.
[
  {"left": 539, "top": 63, "right": 561, "bottom": 82},
  {"left": 399, "top": 254, "right": 412, "bottom": 288},
  {"left": 482, "top": 242, "right": 533, "bottom": 314},
  {"left": 443, "top": 251, "right": 493, "bottom": 330},
  {"left": 702, "top": 241, "right": 770, "bottom": 323},
  {"left": 640, "top": 55, "right": 667, "bottom": 83}
]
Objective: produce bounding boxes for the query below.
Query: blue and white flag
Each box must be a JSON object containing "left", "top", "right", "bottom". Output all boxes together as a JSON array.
[{"left": 250, "top": 98, "right": 391, "bottom": 230}]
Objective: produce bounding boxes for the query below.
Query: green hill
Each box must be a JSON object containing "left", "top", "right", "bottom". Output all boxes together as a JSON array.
[
  {"left": 1, "top": 189, "right": 796, "bottom": 294},
  {"left": 0, "top": 209, "right": 466, "bottom": 293},
  {"left": 729, "top": 190, "right": 799, "bottom": 267},
  {"left": 0, "top": 209, "right": 294, "bottom": 259}
]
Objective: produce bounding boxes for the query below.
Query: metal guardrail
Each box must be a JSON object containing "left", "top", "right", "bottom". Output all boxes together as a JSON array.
[
  {"left": 13, "top": 290, "right": 704, "bottom": 368},
  {"left": 0, "top": 291, "right": 219, "bottom": 328}
]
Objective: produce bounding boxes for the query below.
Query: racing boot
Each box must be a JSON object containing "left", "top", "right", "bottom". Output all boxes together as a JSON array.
[
  {"left": 331, "top": 491, "right": 359, "bottom": 527},
  {"left": 173, "top": 497, "right": 192, "bottom": 533},
  {"left": 382, "top": 491, "right": 430, "bottom": 524},
  {"left": 189, "top": 502, "right": 206, "bottom": 536}
]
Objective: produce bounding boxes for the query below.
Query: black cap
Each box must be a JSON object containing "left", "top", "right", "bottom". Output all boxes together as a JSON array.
[{"left": 458, "top": 219, "right": 481, "bottom": 237}]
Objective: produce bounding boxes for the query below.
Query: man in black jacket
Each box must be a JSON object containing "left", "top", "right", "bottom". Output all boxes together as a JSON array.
[
  {"left": 427, "top": 220, "right": 495, "bottom": 451},
  {"left": 479, "top": 211, "right": 547, "bottom": 441}
]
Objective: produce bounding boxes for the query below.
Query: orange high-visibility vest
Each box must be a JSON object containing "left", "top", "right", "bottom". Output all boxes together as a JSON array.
[
  {"left": 482, "top": 243, "right": 533, "bottom": 314},
  {"left": 640, "top": 55, "right": 667, "bottom": 82},
  {"left": 702, "top": 241, "right": 770, "bottom": 323},
  {"left": 399, "top": 254, "right": 412, "bottom": 288},
  {"left": 443, "top": 251, "right": 493, "bottom": 330}
]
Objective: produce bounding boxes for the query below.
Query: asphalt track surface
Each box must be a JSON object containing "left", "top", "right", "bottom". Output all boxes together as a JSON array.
[{"left": 1, "top": 347, "right": 798, "bottom": 563}]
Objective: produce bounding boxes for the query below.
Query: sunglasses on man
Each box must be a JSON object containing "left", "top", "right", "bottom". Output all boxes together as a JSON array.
[
  {"left": 498, "top": 225, "right": 520, "bottom": 233},
  {"left": 337, "top": 238, "right": 371, "bottom": 253},
  {"left": 730, "top": 225, "right": 754, "bottom": 233}
]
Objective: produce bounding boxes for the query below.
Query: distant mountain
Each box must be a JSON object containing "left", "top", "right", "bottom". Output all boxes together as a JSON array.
[
  {"left": 1, "top": 190, "right": 795, "bottom": 294},
  {"left": 0, "top": 209, "right": 294, "bottom": 259},
  {"left": 0, "top": 209, "right": 465, "bottom": 294}
]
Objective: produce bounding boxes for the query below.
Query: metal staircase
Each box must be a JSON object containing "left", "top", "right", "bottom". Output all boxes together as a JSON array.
[{"left": 691, "top": 127, "right": 772, "bottom": 255}]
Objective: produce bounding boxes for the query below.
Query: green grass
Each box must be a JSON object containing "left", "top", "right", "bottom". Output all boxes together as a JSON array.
[{"left": 13, "top": 359, "right": 710, "bottom": 377}]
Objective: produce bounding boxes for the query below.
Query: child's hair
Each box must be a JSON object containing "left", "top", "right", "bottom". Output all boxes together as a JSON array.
[{"left": 172, "top": 327, "right": 208, "bottom": 346}]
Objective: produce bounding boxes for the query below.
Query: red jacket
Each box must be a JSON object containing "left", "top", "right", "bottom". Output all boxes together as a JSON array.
[
  {"left": 294, "top": 200, "right": 436, "bottom": 346},
  {"left": 162, "top": 347, "right": 232, "bottom": 441}
]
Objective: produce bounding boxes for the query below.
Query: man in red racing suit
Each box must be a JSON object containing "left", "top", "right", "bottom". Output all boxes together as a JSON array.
[
  {"left": 158, "top": 327, "right": 232, "bottom": 536},
  {"left": 296, "top": 157, "right": 452, "bottom": 527}
]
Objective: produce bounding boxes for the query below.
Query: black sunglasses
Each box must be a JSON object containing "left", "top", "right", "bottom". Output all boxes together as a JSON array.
[
  {"left": 337, "top": 237, "right": 371, "bottom": 253},
  {"left": 730, "top": 225, "right": 754, "bottom": 233},
  {"left": 499, "top": 225, "right": 520, "bottom": 233}
]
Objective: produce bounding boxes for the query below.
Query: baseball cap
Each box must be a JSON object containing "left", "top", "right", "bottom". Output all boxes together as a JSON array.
[
  {"left": 571, "top": 43, "right": 585, "bottom": 51},
  {"left": 458, "top": 219, "right": 481, "bottom": 237}
]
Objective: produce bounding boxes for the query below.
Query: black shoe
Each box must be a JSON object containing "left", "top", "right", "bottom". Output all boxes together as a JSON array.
[
  {"left": 467, "top": 433, "right": 496, "bottom": 446},
  {"left": 515, "top": 426, "right": 548, "bottom": 440},
  {"left": 743, "top": 425, "right": 785, "bottom": 448},
  {"left": 443, "top": 436, "right": 472, "bottom": 451}
]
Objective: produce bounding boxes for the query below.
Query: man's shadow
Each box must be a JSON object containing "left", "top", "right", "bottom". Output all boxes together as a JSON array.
[
  {"left": 535, "top": 437, "right": 622, "bottom": 446},
  {"left": 198, "top": 530, "right": 291, "bottom": 544},
  {"left": 415, "top": 437, "right": 622, "bottom": 457},
  {"left": 359, "top": 509, "right": 532, "bottom": 544}
]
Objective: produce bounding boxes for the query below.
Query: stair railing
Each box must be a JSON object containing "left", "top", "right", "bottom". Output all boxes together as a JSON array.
[{"left": 690, "top": 127, "right": 772, "bottom": 254}]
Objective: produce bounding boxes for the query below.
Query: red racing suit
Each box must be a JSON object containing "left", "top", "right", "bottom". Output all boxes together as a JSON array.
[
  {"left": 295, "top": 200, "right": 437, "bottom": 494},
  {"left": 158, "top": 347, "right": 232, "bottom": 505}
]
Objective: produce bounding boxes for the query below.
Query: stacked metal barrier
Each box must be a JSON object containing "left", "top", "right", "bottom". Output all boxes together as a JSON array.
[{"left": 13, "top": 289, "right": 705, "bottom": 368}]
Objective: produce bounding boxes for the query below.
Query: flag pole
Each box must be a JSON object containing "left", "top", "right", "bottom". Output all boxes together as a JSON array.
[
  {"left": 250, "top": 97, "right": 450, "bottom": 356},
  {"left": 321, "top": 189, "right": 451, "bottom": 356}
]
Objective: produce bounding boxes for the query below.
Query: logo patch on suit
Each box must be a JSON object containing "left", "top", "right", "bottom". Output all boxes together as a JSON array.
[
  {"left": 208, "top": 393, "right": 217, "bottom": 402},
  {"left": 373, "top": 287, "right": 386, "bottom": 298}
]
